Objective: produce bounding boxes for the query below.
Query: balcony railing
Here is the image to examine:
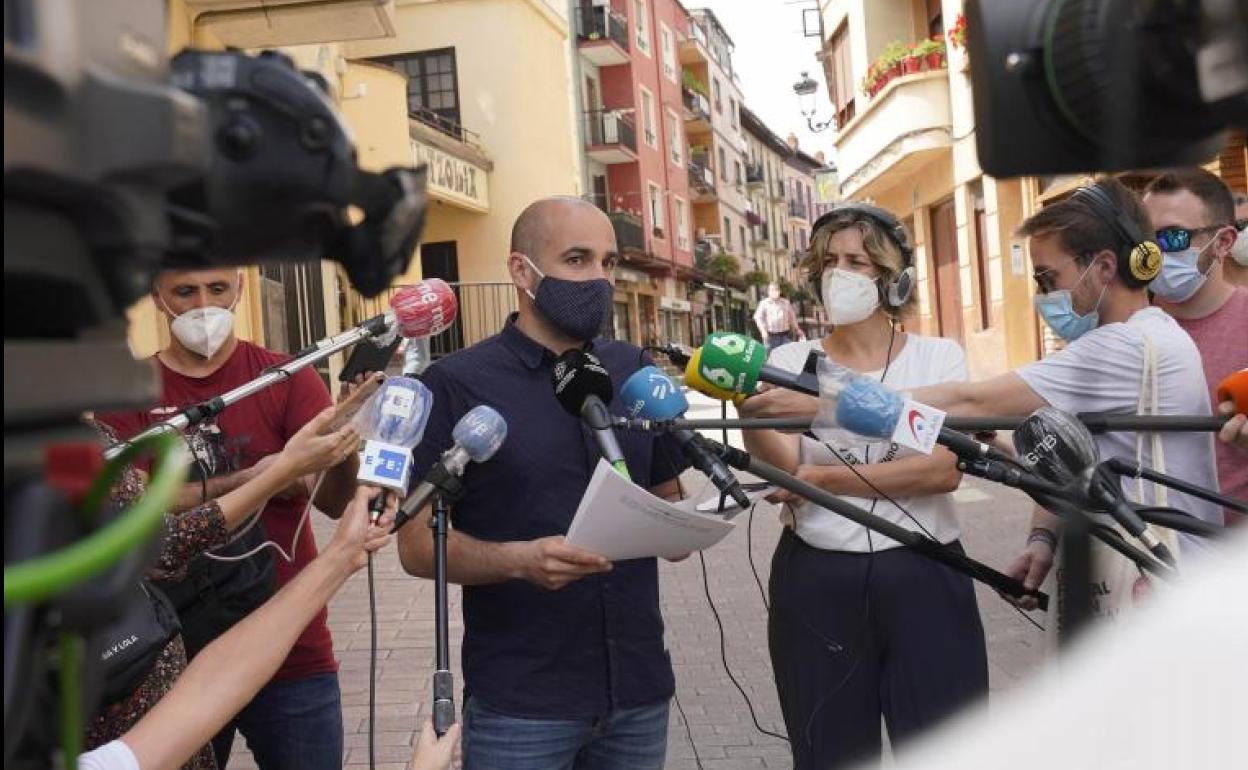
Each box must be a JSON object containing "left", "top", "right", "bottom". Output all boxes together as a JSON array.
[
  {"left": 410, "top": 106, "right": 483, "bottom": 148},
  {"left": 608, "top": 211, "right": 645, "bottom": 252},
  {"left": 750, "top": 224, "right": 770, "bottom": 245},
  {"left": 688, "top": 163, "right": 716, "bottom": 196},
  {"left": 575, "top": 6, "right": 629, "bottom": 50},
  {"left": 584, "top": 110, "right": 638, "bottom": 152},
  {"left": 788, "top": 200, "right": 808, "bottom": 219},
  {"left": 745, "top": 162, "right": 764, "bottom": 187},
  {"left": 682, "top": 88, "right": 712, "bottom": 124}
]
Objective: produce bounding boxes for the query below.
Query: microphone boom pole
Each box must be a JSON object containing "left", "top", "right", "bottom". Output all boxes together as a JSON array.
[
  {"left": 615, "top": 414, "right": 1230, "bottom": 434},
  {"left": 104, "top": 312, "right": 394, "bottom": 460}
]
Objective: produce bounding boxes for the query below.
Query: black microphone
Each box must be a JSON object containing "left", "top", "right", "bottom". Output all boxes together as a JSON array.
[
  {"left": 1014, "top": 407, "right": 1175, "bottom": 566},
  {"left": 552, "top": 349, "right": 631, "bottom": 480}
]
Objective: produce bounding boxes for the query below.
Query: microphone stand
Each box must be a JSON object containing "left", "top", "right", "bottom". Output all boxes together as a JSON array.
[
  {"left": 1102, "top": 457, "right": 1247, "bottom": 514},
  {"left": 699, "top": 439, "right": 1050, "bottom": 610},
  {"left": 105, "top": 313, "right": 394, "bottom": 460},
  {"left": 427, "top": 480, "right": 463, "bottom": 738}
]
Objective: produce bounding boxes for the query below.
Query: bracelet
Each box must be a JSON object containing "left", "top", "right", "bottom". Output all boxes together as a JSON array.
[{"left": 1026, "top": 528, "right": 1057, "bottom": 550}]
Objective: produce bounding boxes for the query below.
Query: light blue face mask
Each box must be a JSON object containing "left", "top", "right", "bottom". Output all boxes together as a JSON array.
[
  {"left": 1033, "top": 259, "right": 1107, "bottom": 342},
  {"left": 1150, "top": 240, "right": 1214, "bottom": 303}
]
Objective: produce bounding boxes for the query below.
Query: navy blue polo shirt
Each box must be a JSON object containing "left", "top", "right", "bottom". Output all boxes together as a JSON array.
[{"left": 409, "top": 314, "right": 689, "bottom": 718}]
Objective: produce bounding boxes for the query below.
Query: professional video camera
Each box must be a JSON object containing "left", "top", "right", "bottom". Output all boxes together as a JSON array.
[
  {"left": 966, "top": 0, "right": 1248, "bottom": 175},
  {"left": 4, "top": 1, "right": 428, "bottom": 764}
]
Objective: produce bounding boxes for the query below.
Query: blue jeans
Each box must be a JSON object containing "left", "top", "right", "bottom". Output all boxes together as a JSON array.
[
  {"left": 211, "top": 672, "right": 344, "bottom": 770},
  {"left": 462, "top": 697, "right": 669, "bottom": 770}
]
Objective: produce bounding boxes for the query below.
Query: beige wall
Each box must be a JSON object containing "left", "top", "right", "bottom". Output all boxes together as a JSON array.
[{"left": 343, "top": 0, "right": 582, "bottom": 286}]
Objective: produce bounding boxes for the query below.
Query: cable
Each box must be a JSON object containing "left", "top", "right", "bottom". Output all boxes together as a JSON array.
[
  {"left": 698, "top": 550, "right": 790, "bottom": 743},
  {"left": 367, "top": 551, "right": 378, "bottom": 770},
  {"left": 746, "top": 501, "right": 768, "bottom": 611},
  {"left": 204, "top": 472, "right": 326, "bottom": 563},
  {"left": 672, "top": 691, "right": 704, "bottom": 770}
]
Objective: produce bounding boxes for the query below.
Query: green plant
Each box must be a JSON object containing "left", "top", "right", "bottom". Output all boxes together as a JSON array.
[
  {"left": 777, "top": 276, "right": 797, "bottom": 297},
  {"left": 879, "top": 41, "right": 910, "bottom": 69},
  {"left": 914, "top": 36, "right": 945, "bottom": 56},
  {"left": 948, "top": 13, "right": 967, "bottom": 50},
  {"left": 682, "top": 69, "right": 708, "bottom": 96},
  {"left": 791, "top": 286, "right": 813, "bottom": 305},
  {"left": 707, "top": 251, "right": 741, "bottom": 280},
  {"left": 743, "top": 269, "right": 770, "bottom": 288}
]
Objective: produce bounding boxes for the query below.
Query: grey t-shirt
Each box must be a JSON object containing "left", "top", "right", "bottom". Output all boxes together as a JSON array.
[{"left": 1017, "top": 307, "right": 1220, "bottom": 556}]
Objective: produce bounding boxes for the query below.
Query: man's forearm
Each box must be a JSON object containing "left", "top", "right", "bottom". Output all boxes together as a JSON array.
[
  {"left": 811, "top": 449, "right": 962, "bottom": 498},
  {"left": 912, "top": 372, "right": 1046, "bottom": 418},
  {"left": 125, "top": 545, "right": 354, "bottom": 770},
  {"left": 397, "top": 505, "right": 523, "bottom": 585},
  {"left": 312, "top": 453, "right": 359, "bottom": 519}
]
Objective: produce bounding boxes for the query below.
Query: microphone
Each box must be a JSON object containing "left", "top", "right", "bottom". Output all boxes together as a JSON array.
[
  {"left": 1216, "top": 368, "right": 1248, "bottom": 414},
  {"left": 683, "top": 347, "right": 747, "bottom": 404},
  {"left": 1013, "top": 407, "right": 1175, "bottom": 566},
  {"left": 354, "top": 378, "right": 434, "bottom": 517},
  {"left": 393, "top": 405, "right": 507, "bottom": 532},
  {"left": 389, "top": 278, "right": 458, "bottom": 339},
  {"left": 620, "top": 366, "right": 751, "bottom": 510},
  {"left": 551, "top": 349, "right": 631, "bottom": 479}
]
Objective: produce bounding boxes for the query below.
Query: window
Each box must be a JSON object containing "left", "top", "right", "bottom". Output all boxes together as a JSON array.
[
  {"left": 648, "top": 183, "right": 664, "bottom": 233},
  {"left": 735, "top": 160, "right": 743, "bottom": 184},
  {"left": 640, "top": 86, "right": 657, "bottom": 147},
  {"left": 371, "top": 48, "right": 461, "bottom": 137},
  {"left": 824, "top": 22, "right": 854, "bottom": 128},
  {"left": 713, "top": 77, "right": 722, "bottom": 113},
  {"left": 729, "top": 97, "right": 738, "bottom": 127},
  {"left": 723, "top": 217, "right": 732, "bottom": 249},
  {"left": 718, "top": 146, "right": 727, "bottom": 180},
  {"left": 738, "top": 225, "right": 746, "bottom": 257},
  {"left": 666, "top": 108, "right": 682, "bottom": 166},
  {"left": 926, "top": 0, "right": 944, "bottom": 37},
  {"left": 660, "top": 23, "right": 676, "bottom": 81},
  {"left": 675, "top": 197, "right": 689, "bottom": 250},
  {"left": 634, "top": 0, "right": 650, "bottom": 55}
]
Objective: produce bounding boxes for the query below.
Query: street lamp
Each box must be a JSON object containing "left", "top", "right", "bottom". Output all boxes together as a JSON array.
[{"left": 792, "top": 71, "right": 834, "bottom": 133}]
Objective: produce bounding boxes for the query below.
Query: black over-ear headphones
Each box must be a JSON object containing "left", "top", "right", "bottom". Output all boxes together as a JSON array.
[
  {"left": 808, "top": 202, "right": 916, "bottom": 311},
  {"left": 1068, "top": 184, "right": 1162, "bottom": 289}
]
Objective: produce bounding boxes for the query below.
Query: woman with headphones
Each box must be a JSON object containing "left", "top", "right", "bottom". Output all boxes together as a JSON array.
[{"left": 740, "top": 203, "right": 988, "bottom": 769}]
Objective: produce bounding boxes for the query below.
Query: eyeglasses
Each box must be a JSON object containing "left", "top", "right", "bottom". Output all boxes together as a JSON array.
[
  {"left": 1032, "top": 254, "right": 1086, "bottom": 295},
  {"left": 1154, "top": 225, "right": 1224, "bottom": 253}
]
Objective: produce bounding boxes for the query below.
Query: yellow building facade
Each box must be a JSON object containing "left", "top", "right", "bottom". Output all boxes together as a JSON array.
[{"left": 137, "top": 0, "right": 584, "bottom": 381}]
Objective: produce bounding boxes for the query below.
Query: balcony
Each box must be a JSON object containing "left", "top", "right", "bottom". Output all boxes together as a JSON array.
[
  {"left": 678, "top": 22, "right": 711, "bottom": 65},
  {"left": 608, "top": 211, "right": 645, "bottom": 253},
  {"left": 584, "top": 110, "right": 638, "bottom": 164},
  {"left": 788, "top": 200, "right": 809, "bottom": 221},
  {"left": 408, "top": 114, "right": 492, "bottom": 214},
  {"left": 186, "top": 0, "right": 396, "bottom": 47},
  {"left": 682, "top": 88, "right": 712, "bottom": 132},
  {"left": 745, "top": 162, "right": 764, "bottom": 190},
  {"left": 575, "top": 6, "right": 630, "bottom": 67},
  {"left": 750, "top": 224, "right": 770, "bottom": 246},
  {"left": 834, "top": 70, "right": 952, "bottom": 200},
  {"left": 688, "top": 163, "right": 717, "bottom": 203}
]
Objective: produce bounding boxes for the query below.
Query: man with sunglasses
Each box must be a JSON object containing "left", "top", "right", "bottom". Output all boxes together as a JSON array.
[{"left": 1143, "top": 168, "right": 1248, "bottom": 523}]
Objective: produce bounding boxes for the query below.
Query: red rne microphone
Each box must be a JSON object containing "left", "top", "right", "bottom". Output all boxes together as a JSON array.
[
  {"left": 1216, "top": 368, "right": 1248, "bottom": 414},
  {"left": 390, "top": 278, "right": 458, "bottom": 338}
]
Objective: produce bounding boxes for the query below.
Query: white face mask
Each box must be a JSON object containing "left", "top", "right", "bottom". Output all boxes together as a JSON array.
[
  {"left": 159, "top": 293, "right": 238, "bottom": 359},
  {"left": 1232, "top": 227, "right": 1248, "bottom": 267},
  {"left": 822, "top": 268, "right": 880, "bottom": 326}
]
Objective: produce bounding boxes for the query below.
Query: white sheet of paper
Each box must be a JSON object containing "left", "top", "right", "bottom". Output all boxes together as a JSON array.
[{"left": 565, "top": 460, "right": 736, "bottom": 561}]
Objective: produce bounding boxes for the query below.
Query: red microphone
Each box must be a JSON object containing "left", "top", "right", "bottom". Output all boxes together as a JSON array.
[
  {"left": 390, "top": 278, "right": 458, "bottom": 338},
  {"left": 1216, "top": 368, "right": 1248, "bottom": 415}
]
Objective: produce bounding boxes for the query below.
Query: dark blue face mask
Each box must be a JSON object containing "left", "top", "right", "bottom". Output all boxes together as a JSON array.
[{"left": 523, "top": 255, "right": 613, "bottom": 342}]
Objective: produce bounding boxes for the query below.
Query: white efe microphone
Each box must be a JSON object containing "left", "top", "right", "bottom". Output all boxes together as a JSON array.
[
  {"left": 392, "top": 405, "right": 507, "bottom": 532},
  {"left": 354, "top": 378, "right": 434, "bottom": 516}
]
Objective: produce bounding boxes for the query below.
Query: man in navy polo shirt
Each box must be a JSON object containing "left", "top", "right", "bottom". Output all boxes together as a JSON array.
[{"left": 397, "top": 196, "right": 690, "bottom": 769}]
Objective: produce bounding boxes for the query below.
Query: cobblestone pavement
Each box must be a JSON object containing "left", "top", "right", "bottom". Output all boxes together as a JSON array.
[{"left": 229, "top": 392, "right": 1047, "bottom": 769}]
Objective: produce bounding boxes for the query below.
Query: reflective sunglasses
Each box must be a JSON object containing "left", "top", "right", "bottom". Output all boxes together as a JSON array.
[{"left": 1154, "top": 225, "right": 1223, "bottom": 253}]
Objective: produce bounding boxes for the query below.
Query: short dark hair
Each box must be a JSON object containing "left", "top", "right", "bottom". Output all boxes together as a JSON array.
[
  {"left": 1017, "top": 176, "right": 1152, "bottom": 268},
  {"left": 1143, "top": 167, "right": 1235, "bottom": 228}
]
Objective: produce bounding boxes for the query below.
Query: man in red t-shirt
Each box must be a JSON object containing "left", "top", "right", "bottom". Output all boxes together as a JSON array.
[
  {"left": 100, "top": 268, "right": 359, "bottom": 770},
  {"left": 1143, "top": 168, "right": 1248, "bottom": 525}
]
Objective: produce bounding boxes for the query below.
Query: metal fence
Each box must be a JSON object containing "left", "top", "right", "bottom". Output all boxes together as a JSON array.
[{"left": 346, "top": 281, "right": 518, "bottom": 362}]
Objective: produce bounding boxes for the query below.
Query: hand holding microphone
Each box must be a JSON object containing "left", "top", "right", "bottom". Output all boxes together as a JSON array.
[{"left": 354, "top": 377, "right": 435, "bottom": 520}]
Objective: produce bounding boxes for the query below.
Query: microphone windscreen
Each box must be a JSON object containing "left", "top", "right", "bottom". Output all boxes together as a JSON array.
[
  {"left": 683, "top": 348, "right": 744, "bottom": 403},
  {"left": 354, "top": 378, "right": 435, "bottom": 447},
  {"left": 1013, "top": 406, "right": 1099, "bottom": 484},
  {"left": 452, "top": 405, "right": 508, "bottom": 463},
  {"left": 1216, "top": 368, "right": 1248, "bottom": 414},
  {"left": 391, "top": 279, "right": 458, "bottom": 338},
  {"left": 551, "top": 349, "right": 613, "bottom": 418},
  {"left": 697, "top": 332, "right": 767, "bottom": 396},
  {"left": 621, "top": 366, "right": 688, "bottom": 420}
]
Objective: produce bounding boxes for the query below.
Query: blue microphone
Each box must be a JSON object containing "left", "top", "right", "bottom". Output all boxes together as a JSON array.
[
  {"left": 356, "top": 378, "right": 434, "bottom": 516},
  {"left": 393, "top": 405, "right": 508, "bottom": 532},
  {"left": 621, "top": 366, "right": 751, "bottom": 510}
]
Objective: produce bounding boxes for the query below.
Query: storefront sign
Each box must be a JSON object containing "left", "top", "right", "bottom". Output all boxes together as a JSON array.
[
  {"left": 411, "top": 138, "right": 490, "bottom": 213},
  {"left": 660, "top": 296, "right": 692, "bottom": 312}
]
